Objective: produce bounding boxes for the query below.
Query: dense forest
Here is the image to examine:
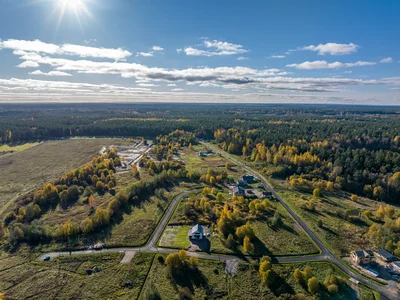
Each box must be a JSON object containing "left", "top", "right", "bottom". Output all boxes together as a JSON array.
[{"left": 1, "top": 103, "right": 400, "bottom": 204}]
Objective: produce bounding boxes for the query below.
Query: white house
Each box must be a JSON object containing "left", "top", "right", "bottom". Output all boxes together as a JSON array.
[{"left": 189, "top": 224, "right": 204, "bottom": 240}]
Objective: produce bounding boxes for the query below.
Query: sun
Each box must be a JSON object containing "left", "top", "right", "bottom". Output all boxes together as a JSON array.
[
  {"left": 60, "top": 0, "right": 85, "bottom": 10},
  {"left": 54, "top": 0, "right": 92, "bottom": 31}
]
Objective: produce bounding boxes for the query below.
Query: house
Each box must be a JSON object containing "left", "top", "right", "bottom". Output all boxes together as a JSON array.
[
  {"left": 238, "top": 179, "right": 247, "bottom": 187},
  {"left": 198, "top": 151, "right": 207, "bottom": 157},
  {"left": 351, "top": 250, "right": 374, "bottom": 265},
  {"left": 232, "top": 186, "right": 245, "bottom": 197},
  {"left": 243, "top": 175, "right": 255, "bottom": 183},
  {"left": 189, "top": 224, "right": 204, "bottom": 240},
  {"left": 374, "top": 249, "right": 397, "bottom": 262},
  {"left": 391, "top": 261, "right": 400, "bottom": 273},
  {"left": 256, "top": 190, "right": 273, "bottom": 199}
]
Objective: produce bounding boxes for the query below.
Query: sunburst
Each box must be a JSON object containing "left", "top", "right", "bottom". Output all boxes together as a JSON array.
[{"left": 53, "top": 0, "right": 93, "bottom": 31}]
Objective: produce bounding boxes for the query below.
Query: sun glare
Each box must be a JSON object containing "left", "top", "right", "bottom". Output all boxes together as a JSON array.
[
  {"left": 60, "top": 0, "right": 85, "bottom": 10},
  {"left": 54, "top": 0, "right": 92, "bottom": 31}
]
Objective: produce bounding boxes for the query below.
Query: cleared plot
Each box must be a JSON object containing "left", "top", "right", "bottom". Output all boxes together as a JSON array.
[
  {"left": 159, "top": 225, "right": 191, "bottom": 248},
  {"left": 105, "top": 186, "right": 187, "bottom": 247},
  {"left": 1, "top": 252, "right": 154, "bottom": 300},
  {"left": 0, "top": 138, "right": 121, "bottom": 216},
  {"left": 184, "top": 145, "right": 247, "bottom": 178}
]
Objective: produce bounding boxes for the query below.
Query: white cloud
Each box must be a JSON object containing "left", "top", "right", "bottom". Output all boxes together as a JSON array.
[
  {"left": 137, "top": 83, "right": 158, "bottom": 87},
  {"left": 270, "top": 55, "right": 285, "bottom": 59},
  {"left": 237, "top": 56, "right": 248, "bottom": 60},
  {"left": 30, "top": 70, "right": 72, "bottom": 77},
  {"left": 0, "top": 77, "right": 399, "bottom": 104},
  {"left": 136, "top": 52, "right": 154, "bottom": 57},
  {"left": 152, "top": 46, "right": 164, "bottom": 51},
  {"left": 380, "top": 57, "right": 393, "bottom": 63},
  {"left": 287, "top": 60, "right": 376, "bottom": 70},
  {"left": 17, "top": 61, "right": 40, "bottom": 68},
  {"left": 171, "top": 88, "right": 184, "bottom": 91},
  {"left": 176, "top": 48, "right": 183, "bottom": 53},
  {"left": 344, "top": 70, "right": 352, "bottom": 74},
  {"left": 0, "top": 39, "right": 132, "bottom": 60},
  {"left": 300, "top": 43, "right": 359, "bottom": 55},
  {"left": 167, "top": 84, "right": 177, "bottom": 87},
  {"left": 184, "top": 39, "right": 248, "bottom": 56}
]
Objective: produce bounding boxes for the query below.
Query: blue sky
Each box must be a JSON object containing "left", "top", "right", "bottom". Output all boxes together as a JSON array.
[{"left": 0, "top": 0, "right": 399, "bottom": 104}]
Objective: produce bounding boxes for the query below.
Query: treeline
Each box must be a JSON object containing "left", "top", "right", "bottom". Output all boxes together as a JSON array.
[
  {"left": 215, "top": 128, "right": 400, "bottom": 204},
  {"left": 2, "top": 103, "right": 400, "bottom": 145}
]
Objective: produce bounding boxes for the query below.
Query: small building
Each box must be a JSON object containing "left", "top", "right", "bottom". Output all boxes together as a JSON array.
[
  {"left": 238, "top": 180, "right": 247, "bottom": 187},
  {"left": 374, "top": 249, "right": 396, "bottom": 262},
  {"left": 198, "top": 151, "right": 207, "bottom": 157},
  {"left": 256, "top": 190, "right": 273, "bottom": 199},
  {"left": 189, "top": 224, "right": 204, "bottom": 240},
  {"left": 243, "top": 175, "right": 255, "bottom": 183},
  {"left": 206, "top": 149, "right": 213, "bottom": 154},
  {"left": 391, "top": 261, "right": 400, "bottom": 273},
  {"left": 232, "top": 186, "right": 245, "bottom": 197},
  {"left": 351, "top": 250, "right": 374, "bottom": 265}
]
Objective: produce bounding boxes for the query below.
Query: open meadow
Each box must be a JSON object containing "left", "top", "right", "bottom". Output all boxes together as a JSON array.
[{"left": 0, "top": 139, "right": 121, "bottom": 217}]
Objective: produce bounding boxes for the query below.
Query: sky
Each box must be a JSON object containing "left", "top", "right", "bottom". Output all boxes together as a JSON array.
[{"left": 0, "top": 0, "right": 399, "bottom": 104}]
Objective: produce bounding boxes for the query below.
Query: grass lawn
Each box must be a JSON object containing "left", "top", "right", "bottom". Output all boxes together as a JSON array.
[
  {"left": 140, "top": 254, "right": 376, "bottom": 300},
  {"left": 0, "top": 138, "right": 121, "bottom": 217},
  {"left": 0, "top": 252, "right": 154, "bottom": 300},
  {"left": 175, "top": 226, "right": 191, "bottom": 248}
]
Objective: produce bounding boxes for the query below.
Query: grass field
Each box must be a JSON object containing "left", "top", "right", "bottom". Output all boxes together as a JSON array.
[
  {"left": 0, "top": 252, "right": 154, "bottom": 300},
  {"left": 0, "top": 142, "right": 39, "bottom": 154},
  {"left": 209, "top": 202, "right": 319, "bottom": 256},
  {"left": 105, "top": 184, "right": 190, "bottom": 247},
  {"left": 184, "top": 144, "right": 247, "bottom": 178},
  {"left": 140, "top": 254, "right": 376, "bottom": 299},
  {"left": 0, "top": 138, "right": 121, "bottom": 217},
  {"left": 275, "top": 184, "right": 383, "bottom": 257}
]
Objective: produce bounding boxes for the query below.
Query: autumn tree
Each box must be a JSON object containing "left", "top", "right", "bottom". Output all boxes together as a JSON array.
[
  {"left": 216, "top": 192, "right": 224, "bottom": 202},
  {"left": 307, "top": 277, "right": 319, "bottom": 295},
  {"left": 243, "top": 235, "right": 254, "bottom": 253},
  {"left": 235, "top": 223, "right": 255, "bottom": 241},
  {"left": 89, "top": 194, "right": 95, "bottom": 206},
  {"left": 313, "top": 188, "right": 321, "bottom": 198},
  {"left": 350, "top": 194, "right": 358, "bottom": 201}
]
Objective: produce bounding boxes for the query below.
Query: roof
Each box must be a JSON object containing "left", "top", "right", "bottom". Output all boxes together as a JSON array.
[
  {"left": 353, "top": 250, "right": 373, "bottom": 259},
  {"left": 233, "top": 187, "right": 244, "bottom": 193},
  {"left": 392, "top": 261, "right": 400, "bottom": 268},
  {"left": 243, "top": 175, "right": 254, "bottom": 179},
  {"left": 191, "top": 224, "right": 204, "bottom": 234},
  {"left": 375, "top": 249, "right": 395, "bottom": 260},
  {"left": 238, "top": 179, "right": 247, "bottom": 184}
]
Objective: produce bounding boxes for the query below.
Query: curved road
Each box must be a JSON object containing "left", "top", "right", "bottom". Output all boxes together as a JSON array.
[
  {"left": 39, "top": 145, "right": 396, "bottom": 299},
  {"left": 206, "top": 143, "right": 395, "bottom": 300}
]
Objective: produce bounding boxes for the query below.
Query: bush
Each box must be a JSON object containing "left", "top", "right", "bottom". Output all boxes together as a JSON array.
[
  {"left": 157, "top": 255, "right": 165, "bottom": 264},
  {"left": 328, "top": 284, "right": 339, "bottom": 294}
]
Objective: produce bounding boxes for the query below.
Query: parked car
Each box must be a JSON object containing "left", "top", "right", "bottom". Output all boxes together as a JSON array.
[{"left": 43, "top": 256, "right": 51, "bottom": 261}]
